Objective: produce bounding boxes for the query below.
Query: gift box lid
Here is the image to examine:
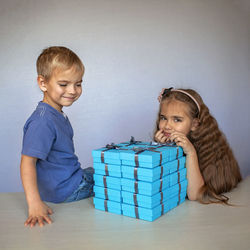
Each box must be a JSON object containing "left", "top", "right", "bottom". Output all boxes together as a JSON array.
[
  {"left": 120, "top": 145, "right": 184, "bottom": 168},
  {"left": 122, "top": 191, "right": 186, "bottom": 221},
  {"left": 94, "top": 162, "right": 121, "bottom": 177},
  {"left": 121, "top": 156, "right": 186, "bottom": 182},
  {"left": 121, "top": 168, "right": 187, "bottom": 196},
  {"left": 94, "top": 186, "right": 122, "bottom": 202},
  {"left": 92, "top": 147, "right": 121, "bottom": 160},
  {"left": 94, "top": 174, "right": 121, "bottom": 190},
  {"left": 121, "top": 179, "right": 188, "bottom": 209},
  {"left": 91, "top": 137, "right": 149, "bottom": 160},
  {"left": 92, "top": 139, "right": 183, "bottom": 168},
  {"left": 93, "top": 197, "right": 122, "bottom": 215}
]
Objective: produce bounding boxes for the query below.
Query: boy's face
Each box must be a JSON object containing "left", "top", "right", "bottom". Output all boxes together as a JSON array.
[{"left": 38, "top": 65, "right": 83, "bottom": 112}]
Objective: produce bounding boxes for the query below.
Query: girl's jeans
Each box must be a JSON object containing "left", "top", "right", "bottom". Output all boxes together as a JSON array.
[{"left": 63, "top": 167, "right": 94, "bottom": 203}]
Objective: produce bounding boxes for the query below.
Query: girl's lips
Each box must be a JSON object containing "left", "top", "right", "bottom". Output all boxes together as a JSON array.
[{"left": 164, "top": 132, "right": 171, "bottom": 138}]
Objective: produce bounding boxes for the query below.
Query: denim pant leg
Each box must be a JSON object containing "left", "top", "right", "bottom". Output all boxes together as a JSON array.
[{"left": 64, "top": 167, "right": 94, "bottom": 203}]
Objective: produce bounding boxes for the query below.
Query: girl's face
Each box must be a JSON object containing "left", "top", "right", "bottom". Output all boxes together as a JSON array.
[{"left": 159, "top": 99, "right": 197, "bottom": 137}]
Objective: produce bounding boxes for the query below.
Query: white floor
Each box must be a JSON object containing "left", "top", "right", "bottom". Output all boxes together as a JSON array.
[{"left": 1, "top": 176, "right": 250, "bottom": 250}]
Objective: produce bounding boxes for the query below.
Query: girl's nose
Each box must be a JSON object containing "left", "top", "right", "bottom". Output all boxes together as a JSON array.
[{"left": 164, "top": 120, "right": 172, "bottom": 130}]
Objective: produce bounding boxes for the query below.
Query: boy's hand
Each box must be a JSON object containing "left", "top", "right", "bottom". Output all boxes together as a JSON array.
[{"left": 25, "top": 201, "right": 53, "bottom": 227}]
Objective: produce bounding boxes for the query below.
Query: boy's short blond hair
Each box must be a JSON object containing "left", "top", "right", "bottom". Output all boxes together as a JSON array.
[{"left": 36, "top": 46, "right": 84, "bottom": 80}]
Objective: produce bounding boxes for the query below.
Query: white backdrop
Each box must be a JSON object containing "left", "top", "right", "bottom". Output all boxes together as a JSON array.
[{"left": 0, "top": 0, "right": 249, "bottom": 192}]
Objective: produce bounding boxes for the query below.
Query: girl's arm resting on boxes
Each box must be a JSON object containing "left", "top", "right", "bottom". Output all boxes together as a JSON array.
[
  {"left": 185, "top": 150, "right": 204, "bottom": 200},
  {"left": 20, "top": 155, "right": 53, "bottom": 227},
  {"left": 168, "top": 131, "right": 204, "bottom": 201}
]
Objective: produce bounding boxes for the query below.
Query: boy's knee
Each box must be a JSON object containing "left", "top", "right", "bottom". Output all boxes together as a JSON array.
[{"left": 82, "top": 167, "right": 94, "bottom": 183}]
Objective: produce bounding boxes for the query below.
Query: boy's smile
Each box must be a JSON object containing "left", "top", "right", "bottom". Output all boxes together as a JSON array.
[{"left": 38, "top": 65, "right": 83, "bottom": 112}]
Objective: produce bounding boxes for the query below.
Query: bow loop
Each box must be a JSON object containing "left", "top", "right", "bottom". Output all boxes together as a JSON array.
[
  {"left": 131, "top": 147, "right": 146, "bottom": 153},
  {"left": 105, "top": 143, "right": 120, "bottom": 149}
]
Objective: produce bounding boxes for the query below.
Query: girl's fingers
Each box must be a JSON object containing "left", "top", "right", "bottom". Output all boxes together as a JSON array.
[
  {"left": 160, "top": 137, "right": 167, "bottom": 143},
  {"left": 154, "top": 131, "right": 161, "bottom": 138},
  {"left": 154, "top": 130, "right": 163, "bottom": 141},
  {"left": 169, "top": 132, "right": 185, "bottom": 142},
  {"left": 155, "top": 130, "right": 168, "bottom": 143}
]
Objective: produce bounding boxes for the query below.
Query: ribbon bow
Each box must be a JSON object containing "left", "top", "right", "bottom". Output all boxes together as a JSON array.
[
  {"left": 129, "top": 136, "right": 142, "bottom": 145},
  {"left": 105, "top": 143, "right": 120, "bottom": 149},
  {"left": 131, "top": 147, "right": 147, "bottom": 153}
]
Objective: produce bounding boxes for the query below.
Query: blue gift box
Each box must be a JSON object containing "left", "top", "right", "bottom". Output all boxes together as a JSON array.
[
  {"left": 122, "top": 191, "right": 186, "bottom": 221},
  {"left": 93, "top": 174, "right": 121, "bottom": 190},
  {"left": 92, "top": 141, "right": 183, "bottom": 168},
  {"left": 92, "top": 147, "right": 122, "bottom": 165},
  {"left": 92, "top": 138, "right": 188, "bottom": 222},
  {"left": 121, "top": 156, "right": 186, "bottom": 182},
  {"left": 121, "top": 179, "right": 188, "bottom": 209},
  {"left": 93, "top": 162, "right": 121, "bottom": 177},
  {"left": 93, "top": 197, "right": 122, "bottom": 215},
  {"left": 121, "top": 168, "right": 187, "bottom": 196},
  {"left": 120, "top": 145, "right": 184, "bottom": 168},
  {"left": 94, "top": 186, "right": 122, "bottom": 202}
]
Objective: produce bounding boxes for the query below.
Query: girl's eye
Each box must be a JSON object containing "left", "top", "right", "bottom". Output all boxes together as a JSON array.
[
  {"left": 174, "top": 118, "right": 182, "bottom": 122},
  {"left": 160, "top": 115, "right": 166, "bottom": 120},
  {"left": 76, "top": 84, "right": 82, "bottom": 87}
]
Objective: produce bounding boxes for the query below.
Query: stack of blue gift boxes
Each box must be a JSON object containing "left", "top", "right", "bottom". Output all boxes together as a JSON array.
[{"left": 92, "top": 137, "right": 188, "bottom": 222}]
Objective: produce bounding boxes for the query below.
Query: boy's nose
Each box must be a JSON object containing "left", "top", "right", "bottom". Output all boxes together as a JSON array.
[{"left": 68, "top": 85, "right": 76, "bottom": 94}]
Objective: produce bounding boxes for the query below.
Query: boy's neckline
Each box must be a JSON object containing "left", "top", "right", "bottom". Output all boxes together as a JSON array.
[{"left": 39, "top": 101, "right": 67, "bottom": 119}]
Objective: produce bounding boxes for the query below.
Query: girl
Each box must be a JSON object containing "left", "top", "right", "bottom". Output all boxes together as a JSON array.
[{"left": 154, "top": 87, "right": 242, "bottom": 204}]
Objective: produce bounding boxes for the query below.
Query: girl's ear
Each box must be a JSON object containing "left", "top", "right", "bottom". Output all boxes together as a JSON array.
[
  {"left": 191, "top": 118, "right": 200, "bottom": 131},
  {"left": 37, "top": 75, "right": 47, "bottom": 92}
]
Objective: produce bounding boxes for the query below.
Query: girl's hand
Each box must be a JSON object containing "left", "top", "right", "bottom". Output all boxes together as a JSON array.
[
  {"left": 169, "top": 131, "right": 196, "bottom": 155},
  {"left": 154, "top": 129, "right": 169, "bottom": 143},
  {"left": 25, "top": 201, "right": 53, "bottom": 227}
]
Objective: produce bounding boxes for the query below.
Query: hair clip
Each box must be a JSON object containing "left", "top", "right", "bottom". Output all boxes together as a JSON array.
[{"left": 162, "top": 87, "right": 173, "bottom": 97}]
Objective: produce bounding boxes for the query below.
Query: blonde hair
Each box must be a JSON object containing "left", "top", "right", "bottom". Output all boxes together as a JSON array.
[
  {"left": 36, "top": 46, "right": 84, "bottom": 80},
  {"left": 154, "top": 88, "right": 242, "bottom": 204}
]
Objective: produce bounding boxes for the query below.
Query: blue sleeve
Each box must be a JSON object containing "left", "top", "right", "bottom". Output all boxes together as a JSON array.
[{"left": 21, "top": 117, "right": 55, "bottom": 160}]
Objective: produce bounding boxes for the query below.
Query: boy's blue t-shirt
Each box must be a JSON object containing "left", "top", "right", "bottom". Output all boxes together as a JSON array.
[{"left": 21, "top": 102, "right": 83, "bottom": 203}]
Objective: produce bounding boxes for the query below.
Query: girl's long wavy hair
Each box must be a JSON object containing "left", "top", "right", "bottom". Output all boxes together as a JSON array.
[{"left": 154, "top": 88, "right": 242, "bottom": 204}]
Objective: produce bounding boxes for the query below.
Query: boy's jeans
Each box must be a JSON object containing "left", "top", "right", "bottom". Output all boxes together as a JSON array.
[{"left": 63, "top": 167, "right": 94, "bottom": 203}]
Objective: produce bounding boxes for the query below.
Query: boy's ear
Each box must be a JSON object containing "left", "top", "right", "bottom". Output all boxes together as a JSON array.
[
  {"left": 191, "top": 118, "right": 200, "bottom": 131},
  {"left": 37, "top": 75, "right": 47, "bottom": 92}
]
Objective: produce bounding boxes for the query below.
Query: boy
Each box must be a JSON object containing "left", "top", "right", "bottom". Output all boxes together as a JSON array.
[{"left": 20, "top": 46, "right": 93, "bottom": 227}]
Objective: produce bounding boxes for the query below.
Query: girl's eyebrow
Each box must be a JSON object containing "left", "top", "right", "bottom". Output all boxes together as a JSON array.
[{"left": 173, "top": 115, "right": 183, "bottom": 119}]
